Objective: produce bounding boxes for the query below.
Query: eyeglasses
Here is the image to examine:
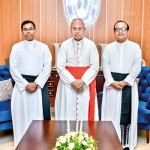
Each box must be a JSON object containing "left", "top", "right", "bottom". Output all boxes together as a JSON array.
[
  {"left": 22, "top": 27, "right": 35, "bottom": 32},
  {"left": 71, "top": 27, "right": 84, "bottom": 32},
  {"left": 114, "top": 27, "right": 127, "bottom": 32}
]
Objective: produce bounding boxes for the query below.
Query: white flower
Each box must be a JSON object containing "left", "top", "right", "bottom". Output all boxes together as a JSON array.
[
  {"left": 79, "top": 134, "right": 84, "bottom": 141},
  {"left": 70, "top": 131, "right": 77, "bottom": 136},
  {"left": 84, "top": 133, "right": 88, "bottom": 138},
  {"left": 56, "top": 141, "right": 61, "bottom": 147},
  {"left": 53, "top": 131, "right": 97, "bottom": 150},
  {"left": 82, "top": 140, "right": 87, "bottom": 145},
  {"left": 57, "top": 136, "right": 63, "bottom": 140},
  {"left": 60, "top": 136, "right": 66, "bottom": 143},
  {"left": 90, "top": 138, "right": 94, "bottom": 142},
  {"left": 69, "top": 142, "right": 75, "bottom": 150},
  {"left": 89, "top": 144, "right": 94, "bottom": 147}
]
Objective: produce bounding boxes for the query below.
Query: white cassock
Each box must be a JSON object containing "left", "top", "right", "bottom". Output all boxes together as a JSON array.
[
  {"left": 101, "top": 40, "right": 142, "bottom": 150},
  {"left": 55, "top": 37, "right": 99, "bottom": 121},
  {"left": 10, "top": 40, "right": 52, "bottom": 148}
]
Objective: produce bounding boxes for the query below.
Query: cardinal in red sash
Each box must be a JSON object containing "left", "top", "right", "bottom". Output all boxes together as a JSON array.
[{"left": 55, "top": 18, "right": 99, "bottom": 121}]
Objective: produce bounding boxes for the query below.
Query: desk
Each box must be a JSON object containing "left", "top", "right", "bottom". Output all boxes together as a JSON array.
[{"left": 16, "top": 121, "right": 122, "bottom": 150}]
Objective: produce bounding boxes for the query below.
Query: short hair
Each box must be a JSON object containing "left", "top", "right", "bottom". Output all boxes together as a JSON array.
[
  {"left": 70, "top": 18, "right": 85, "bottom": 29},
  {"left": 113, "top": 20, "right": 129, "bottom": 31},
  {"left": 21, "top": 20, "right": 36, "bottom": 30}
]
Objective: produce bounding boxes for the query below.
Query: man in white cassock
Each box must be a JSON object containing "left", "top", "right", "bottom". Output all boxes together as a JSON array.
[
  {"left": 55, "top": 18, "right": 99, "bottom": 121},
  {"left": 10, "top": 20, "right": 52, "bottom": 148},
  {"left": 101, "top": 20, "right": 142, "bottom": 150}
]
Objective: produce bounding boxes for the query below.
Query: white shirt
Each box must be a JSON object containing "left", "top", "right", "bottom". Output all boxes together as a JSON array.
[
  {"left": 102, "top": 40, "right": 142, "bottom": 86},
  {"left": 10, "top": 40, "right": 52, "bottom": 90},
  {"left": 57, "top": 37, "right": 99, "bottom": 86}
]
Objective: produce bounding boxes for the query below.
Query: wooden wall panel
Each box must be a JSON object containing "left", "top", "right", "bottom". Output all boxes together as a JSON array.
[
  {"left": 142, "top": 0, "right": 150, "bottom": 66},
  {"left": 21, "top": 0, "right": 41, "bottom": 41},
  {"left": 132, "top": 0, "right": 143, "bottom": 46},
  {"left": 0, "top": 0, "right": 5, "bottom": 64},
  {"left": 124, "top": 0, "right": 143, "bottom": 45},
  {"left": 41, "top": 0, "right": 57, "bottom": 66},
  {"left": 123, "top": 0, "right": 133, "bottom": 40},
  {"left": 0, "top": 0, "right": 150, "bottom": 66},
  {"left": 106, "top": 0, "right": 124, "bottom": 43},
  {"left": 0, "top": 0, "right": 20, "bottom": 64},
  {"left": 57, "top": 0, "right": 70, "bottom": 43},
  {"left": 4, "top": 0, "right": 20, "bottom": 56},
  {"left": 89, "top": 27, "right": 95, "bottom": 41},
  {"left": 84, "top": 29, "right": 90, "bottom": 40},
  {"left": 93, "top": 0, "right": 106, "bottom": 44}
]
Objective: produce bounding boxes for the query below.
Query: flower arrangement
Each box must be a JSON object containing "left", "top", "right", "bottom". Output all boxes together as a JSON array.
[{"left": 52, "top": 131, "right": 98, "bottom": 150}]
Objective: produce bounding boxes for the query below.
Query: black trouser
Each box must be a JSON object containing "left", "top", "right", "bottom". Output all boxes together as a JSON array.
[
  {"left": 111, "top": 72, "right": 131, "bottom": 145},
  {"left": 22, "top": 74, "right": 51, "bottom": 120}
]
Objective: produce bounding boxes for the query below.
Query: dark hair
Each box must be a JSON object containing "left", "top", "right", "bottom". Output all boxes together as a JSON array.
[
  {"left": 70, "top": 18, "right": 85, "bottom": 29},
  {"left": 21, "top": 20, "right": 36, "bottom": 30},
  {"left": 113, "top": 20, "right": 129, "bottom": 31}
]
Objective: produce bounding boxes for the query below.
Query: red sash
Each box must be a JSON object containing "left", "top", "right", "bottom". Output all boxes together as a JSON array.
[{"left": 66, "top": 66, "right": 96, "bottom": 121}]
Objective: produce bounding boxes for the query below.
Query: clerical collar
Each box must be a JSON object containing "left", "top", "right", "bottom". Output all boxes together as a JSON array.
[
  {"left": 72, "top": 38, "right": 84, "bottom": 45},
  {"left": 24, "top": 39, "right": 35, "bottom": 45},
  {"left": 116, "top": 39, "right": 128, "bottom": 46},
  {"left": 23, "top": 39, "right": 36, "bottom": 50}
]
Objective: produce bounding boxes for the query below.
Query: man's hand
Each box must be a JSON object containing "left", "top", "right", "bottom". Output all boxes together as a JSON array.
[
  {"left": 71, "top": 79, "right": 84, "bottom": 89},
  {"left": 71, "top": 79, "right": 84, "bottom": 93},
  {"left": 111, "top": 82, "right": 123, "bottom": 90},
  {"left": 76, "top": 86, "right": 84, "bottom": 93},
  {"left": 118, "top": 80, "right": 127, "bottom": 87},
  {"left": 111, "top": 80, "right": 128, "bottom": 90},
  {"left": 26, "top": 82, "right": 38, "bottom": 93}
]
